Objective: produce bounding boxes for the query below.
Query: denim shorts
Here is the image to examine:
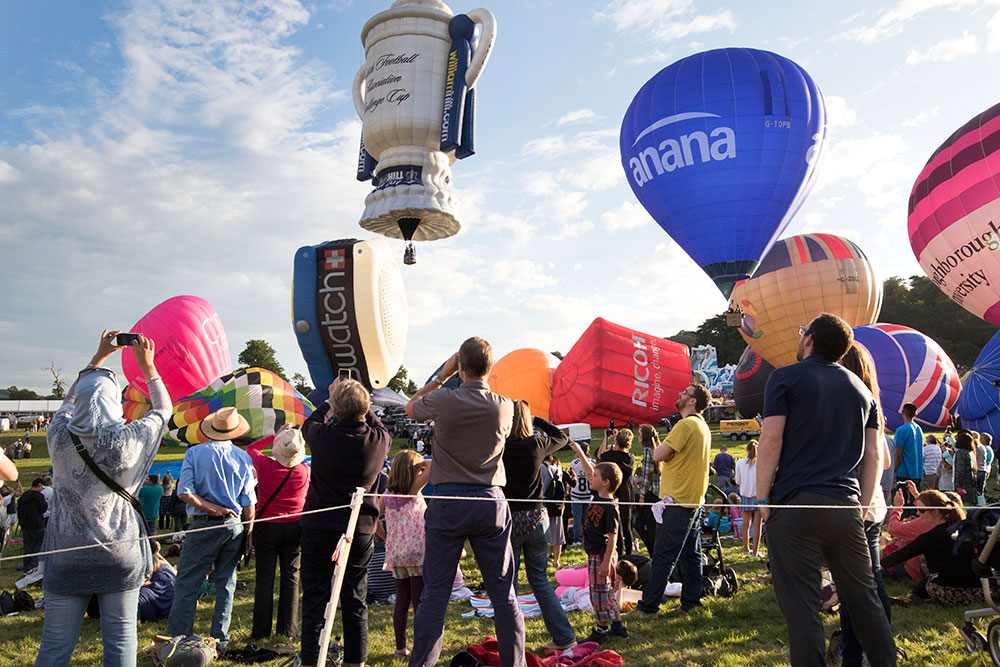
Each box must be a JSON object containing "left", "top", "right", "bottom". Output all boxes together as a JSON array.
[{"left": 740, "top": 495, "right": 757, "bottom": 513}]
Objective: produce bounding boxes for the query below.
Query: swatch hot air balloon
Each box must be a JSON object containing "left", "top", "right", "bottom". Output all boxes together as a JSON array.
[
  {"left": 731, "top": 233, "right": 882, "bottom": 368},
  {"left": 121, "top": 295, "right": 232, "bottom": 402},
  {"left": 549, "top": 318, "right": 691, "bottom": 427},
  {"left": 954, "top": 330, "right": 1000, "bottom": 435},
  {"left": 167, "top": 368, "right": 315, "bottom": 445},
  {"left": 909, "top": 103, "right": 1000, "bottom": 325},
  {"left": 487, "top": 348, "right": 560, "bottom": 420},
  {"left": 620, "top": 48, "right": 826, "bottom": 297},
  {"left": 853, "top": 324, "right": 961, "bottom": 432},
  {"left": 733, "top": 346, "right": 775, "bottom": 419}
]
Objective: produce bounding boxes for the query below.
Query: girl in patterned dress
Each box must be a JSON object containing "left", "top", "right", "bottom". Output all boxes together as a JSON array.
[{"left": 379, "top": 450, "right": 432, "bottom": 660}]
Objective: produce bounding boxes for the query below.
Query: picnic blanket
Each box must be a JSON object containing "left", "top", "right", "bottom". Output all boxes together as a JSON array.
[{"left": 463, "top": 594, "right": 542, "bottom": 618}]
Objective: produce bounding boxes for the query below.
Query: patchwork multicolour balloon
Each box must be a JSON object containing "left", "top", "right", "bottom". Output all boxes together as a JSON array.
[
  {"left": 620, "top": 48, "right": 826, "bottom": 297},
  {"left": 852, "top": 324, "right": 961, "bottom": 431},
  {"left": 731, "top": 233, "right": 882, "bottom": 368},
  {"left": 167, "top": 368, "right": 314, "bottom": 444},
  {"left": 954, "top": 329, "right": 1000, "bottom": 435},
  {"left": 122, "top": 384, "right": 152, "bottom": 423},
  {"left": 909, "top": 102, "right": 1000, "bottom": 325}
]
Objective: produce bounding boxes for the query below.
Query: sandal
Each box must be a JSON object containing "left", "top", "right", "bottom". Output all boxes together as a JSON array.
[{"left": 393, "top": 649, "right": 410, "bottom": 660}]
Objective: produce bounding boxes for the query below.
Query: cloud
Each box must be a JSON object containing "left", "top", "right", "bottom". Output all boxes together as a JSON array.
[
  {"left": 491, "top": 259, "right": 560, "bottom": 291},
  {"left": 0, "top": 161, "right": 20, "bottom": 183},
  {"left": 602, "top": 201, "right": 652, "bottom": 232},
  {"left": 556, "top": 109, "right": 597, "bottom": 126},
  {"left": 990, "top": 9, "right": 1000, "bottom": 51},
  {"left": 596, "top": 0, "right": 736, "bottom": 42},
  {"left": 824, "top": 96, "right": 858, "bottom": 130},
  {"left": 813, "top": 133, "right": 910, "bottom": 209},
  {"left": 905, "top": 30, "right": 981, "bottom": 64},
  {"left": 901, "top": 106, "right": 940, "bottom": 127},
  {"left": 842, "top": 0, "right": 988, "bottom": 43}
]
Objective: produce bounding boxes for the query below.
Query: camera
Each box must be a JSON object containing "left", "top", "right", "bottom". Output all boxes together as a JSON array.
[
  {"left": 993, "top": 379, "right": 1000, "bottom": 388},
  {"left": 115, "top": 333, "right": 140, "bottom": 347},
  {"left": 338, "top": 369, "right": 352, "bottom": 381}
]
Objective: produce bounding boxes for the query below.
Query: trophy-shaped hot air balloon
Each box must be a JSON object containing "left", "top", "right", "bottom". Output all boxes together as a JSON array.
[{"left": 352, "top": 0, "right": 496, "bottom": 264}]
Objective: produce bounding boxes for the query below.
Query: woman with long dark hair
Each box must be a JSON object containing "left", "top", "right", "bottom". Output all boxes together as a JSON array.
[{"left": 633, "top": 424, "right": 661, "bottom": 555}]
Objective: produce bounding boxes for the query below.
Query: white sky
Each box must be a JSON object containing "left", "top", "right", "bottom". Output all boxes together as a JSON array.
[{"left": 2, "top": 0, "right": 1000, "bottom": 393}]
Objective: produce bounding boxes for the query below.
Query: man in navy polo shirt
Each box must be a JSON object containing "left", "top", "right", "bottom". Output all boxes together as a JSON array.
[{"left": 756, "top": 314, "right": 896, "bottom": 666}]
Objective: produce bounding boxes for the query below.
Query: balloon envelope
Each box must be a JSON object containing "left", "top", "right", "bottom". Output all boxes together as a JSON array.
[
  {"left": 908, "top": 102, "right": 1000, "bottom": 325},
  {"left": 487, "top": 348, "right": 559, "bottom": 419},
  {"left": 954, "top": 330, "right": 1000, "bottom": 435},
  {"left": 853, "top": 324, "right": 961, "bottom": 431},
  {"left": 549, "top": 318, "right": 691, "bottom": 427},
  {"left": 620, "top": 48, "right": 826, "bottom": 297},
  {"left": 732, "top": 233, "right": 882, "bottom": 368},
  {"left": 122, "top": 295, "right": 232, "bottom": 402},
  {"left": 733, "top": 346, "right": 774, "bottom": 419},
  {"left": 167, "top": 368, "right": 315, "bottom": 444}
]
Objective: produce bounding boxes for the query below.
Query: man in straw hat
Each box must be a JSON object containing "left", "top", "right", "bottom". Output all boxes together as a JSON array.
[{"left": 168, "top": 407, "right": 257, "bottom": 650}]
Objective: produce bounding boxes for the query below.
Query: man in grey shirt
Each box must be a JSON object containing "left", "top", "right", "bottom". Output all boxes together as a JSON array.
[{"left": 405, "top": 337, "right": 525, "bottom": 667}]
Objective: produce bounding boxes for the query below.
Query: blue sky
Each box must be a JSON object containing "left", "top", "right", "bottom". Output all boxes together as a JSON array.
[{"left": 3, "top": 0, "right": 1000, "bottom": 394}]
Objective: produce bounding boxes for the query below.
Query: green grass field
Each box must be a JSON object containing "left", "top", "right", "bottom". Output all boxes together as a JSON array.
[{"left": 1, "top": 427, "right": 997, "bottom": 665}]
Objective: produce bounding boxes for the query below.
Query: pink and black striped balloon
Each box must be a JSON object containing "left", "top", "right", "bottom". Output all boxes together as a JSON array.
[{"left": 908, "top": 102, "right": 1000, "bottom": 325}]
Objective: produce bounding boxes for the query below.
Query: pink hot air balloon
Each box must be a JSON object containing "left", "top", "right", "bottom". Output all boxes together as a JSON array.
[
  {"left": 122, "top": 295, "right": 232, "bottom": 402},
  {"left": 909, "top": 103, "right": 1000, "bottom": 324}
]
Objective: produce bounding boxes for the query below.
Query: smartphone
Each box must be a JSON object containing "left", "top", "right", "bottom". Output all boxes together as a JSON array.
[
  {"left": 338, "top": 369, "right": 352, "bottom": 381},
  {"left": 115, "top": 333, "right": 140, "bottom": 347}
]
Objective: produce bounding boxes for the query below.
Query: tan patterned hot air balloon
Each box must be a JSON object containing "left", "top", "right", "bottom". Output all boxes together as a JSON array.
[{"left": 729, "top": 233, "right": 882, "bottom": 368}]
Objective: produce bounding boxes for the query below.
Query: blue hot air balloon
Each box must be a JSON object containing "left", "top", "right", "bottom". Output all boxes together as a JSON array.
[
  {"left": 620, "top": 48, "right": 826, "bottom": 297},
  {"left": 955, "top": 330, "right": 1000, "bottom": 435}
]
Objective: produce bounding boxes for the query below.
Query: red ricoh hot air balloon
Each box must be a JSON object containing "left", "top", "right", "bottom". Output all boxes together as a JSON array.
[{"left": 549, "top": 318, "right": 692, "bottom": 427}]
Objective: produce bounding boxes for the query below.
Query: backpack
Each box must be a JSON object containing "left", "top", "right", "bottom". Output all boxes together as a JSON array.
[
  {"left": 13, "top": 589, "right": 33, "bottom": 612},
  {"left": 0, "top": 590, "right": 13, "bottom": 615}
]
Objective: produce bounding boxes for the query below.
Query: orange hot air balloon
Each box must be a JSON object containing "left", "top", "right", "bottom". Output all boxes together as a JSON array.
[
  {"left": 730, "top": 233, "right": 882, "bottom": 368},
  {"left": 487, "top": 348, "right": 560, "bottom": 419}
]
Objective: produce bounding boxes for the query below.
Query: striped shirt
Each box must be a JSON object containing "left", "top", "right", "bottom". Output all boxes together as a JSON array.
[{"left": 923, "top": 444, "right": 942, "bottom": 476}]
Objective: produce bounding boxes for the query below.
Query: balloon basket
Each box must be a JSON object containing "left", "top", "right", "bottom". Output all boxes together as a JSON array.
[
  {"left": 403, "top": 242, "right": 416, "bottom": 265},
  {"left": 726, "top": 311, "right": 744, "bottom": 327}
]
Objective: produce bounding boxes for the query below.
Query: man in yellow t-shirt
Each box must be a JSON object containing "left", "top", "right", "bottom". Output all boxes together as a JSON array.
[{"left": 625, "top": 383, "right": 712, "bottom": 619}]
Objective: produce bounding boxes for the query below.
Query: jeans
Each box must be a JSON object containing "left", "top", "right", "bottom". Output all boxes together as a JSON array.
[
  {"left": 839, "top": 520, "right": 892, "bottom": 667},
  {"left": 571, "top": 499, "right": 587, "bottom": 544},
  {"left": 768, "top": 492, "right": 896, "bottom": 667},
  {"left": 410, "top": 485, "right": 525, "bottom": 667},
  {"left": 35, "top": 588, "right": 141, "bottom": 667},
  {"left": 977, "top": 470, "right": 988, "bottom": 499},
  {"left": 510, "top": 513, "right": 575, "bottom": 647},
  {"left": 167, "top": 516, "right": 244, "bottom": 646},
  {"left": 638, "top": 505, "right": 703, "bottom": 613},
  {"left": 22, "top": 527, "right": 44, "bottom": 571},
  {"left": 252, "top": 520, "right": 301, "bottom": 639},
  {"left": 301, "top": 527, "right": 373, "bottom": 666}
]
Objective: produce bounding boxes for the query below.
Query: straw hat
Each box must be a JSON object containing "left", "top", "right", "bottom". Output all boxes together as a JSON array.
[
  {"left": 272, "top": 427, "right": 306, "bottom": 468},
  {"left": 199, "top": 407, "right": 250, "bottom": 441}
]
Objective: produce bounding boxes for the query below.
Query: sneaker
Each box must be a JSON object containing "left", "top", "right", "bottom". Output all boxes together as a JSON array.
[
  {"left": 16, "top": 565, "right": 43, "bottom": 589},
  {"left": 609, "top": 622, "right": 629, "bottom": 639},
  {"left": 543, "top": 638, "right": 577, "bottom": 651},
  {"left": 582, "top": 627, "right": 609, "bottom": 645},
  {"left": 622, "top": 607, "right": 657, "bottom": 621}
]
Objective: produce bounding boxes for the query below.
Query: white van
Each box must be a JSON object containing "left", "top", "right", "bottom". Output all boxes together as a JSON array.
[{"left": 556, "top": 422, "right": 592, "bottom": 444}]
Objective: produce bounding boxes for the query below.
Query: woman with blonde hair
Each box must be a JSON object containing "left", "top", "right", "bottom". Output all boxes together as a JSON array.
[
  {"left": 837, "top": 342, "right": 893, "bottom": 667},
  {"left": 734, "top": 440, "right": 761, "bottom": 557},
  {"left": 881, "top": 489, "right": 982, "bottom": 606}
]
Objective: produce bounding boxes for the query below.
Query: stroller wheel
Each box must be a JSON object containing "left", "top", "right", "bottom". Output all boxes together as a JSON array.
[
  {"left": 960, "top": 621, "right": 987, "bottom": 653},
  {"left": 723, "top": 567, "right": 739, "bottom": 597},
  {"left": 987, "top": 618, "right": 1000, "bottom": 663}
]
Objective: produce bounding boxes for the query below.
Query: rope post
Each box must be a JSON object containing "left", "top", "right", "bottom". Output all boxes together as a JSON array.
[{"left": 317, "top": 486, "right": 366, "bottom": 666}]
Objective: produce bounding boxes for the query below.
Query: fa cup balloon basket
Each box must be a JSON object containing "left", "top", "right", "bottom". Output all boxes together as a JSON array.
[{"left": 352, "top": 0, "right": 497, "bottom": 265}]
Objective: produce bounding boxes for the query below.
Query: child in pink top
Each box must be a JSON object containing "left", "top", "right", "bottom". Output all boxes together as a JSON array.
[
  {"left": 378, "top": 451, "right": 432, "bottom": 660},
  {"left": 728, "top": 493, "right": 743, "bottom": 540}
]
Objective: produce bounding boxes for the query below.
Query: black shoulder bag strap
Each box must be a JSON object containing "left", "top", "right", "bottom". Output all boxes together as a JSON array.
[
  {"left": 257, "top": 467, "right": 296, "bottom": 519},
  {"left": 69, "top": 432, "right": 148, "bottom": 538}
]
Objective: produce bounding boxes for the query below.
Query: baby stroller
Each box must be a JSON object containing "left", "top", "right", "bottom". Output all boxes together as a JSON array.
[
  {"left": 700, "top": 483, "right": 738, "bottom": 597},
  {"left": 954, "top": 504, "right": 1000, "bottom": 662}
]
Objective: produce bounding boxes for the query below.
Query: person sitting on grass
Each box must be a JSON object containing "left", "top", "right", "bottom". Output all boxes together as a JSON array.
[
  {"left": 881, "top": 489, "right": 981, "bottom": 606},
  {"left": 566, "top": 438, "right": 628, "bottom": 645}
]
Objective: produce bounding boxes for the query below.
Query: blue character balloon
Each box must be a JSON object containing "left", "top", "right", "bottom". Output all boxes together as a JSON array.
[
  {"left": 955, "top": 330, "right": 1000, "bottom": 435},
  {"left": 620, "top": 48, "right": 826, "bottom": 297}
]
